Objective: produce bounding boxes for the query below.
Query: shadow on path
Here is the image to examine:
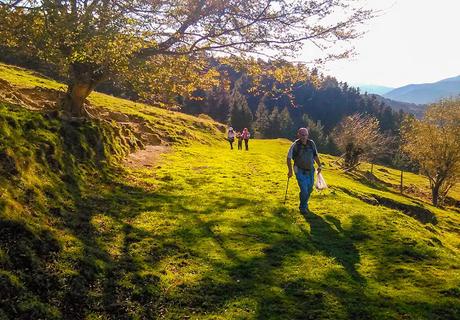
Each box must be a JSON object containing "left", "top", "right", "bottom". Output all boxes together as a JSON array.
[{"left": 302, "top": 211, "right": 365, "bottom": 284}]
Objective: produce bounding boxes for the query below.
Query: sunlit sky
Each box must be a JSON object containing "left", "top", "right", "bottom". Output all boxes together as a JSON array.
[{"left": 303, "top": 0, "right": 460, "bottom": 88}]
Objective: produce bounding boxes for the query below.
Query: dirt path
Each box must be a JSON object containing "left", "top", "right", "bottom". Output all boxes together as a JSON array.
[{"left": 123, "top": 145, "right": 170, "bottom": 169}]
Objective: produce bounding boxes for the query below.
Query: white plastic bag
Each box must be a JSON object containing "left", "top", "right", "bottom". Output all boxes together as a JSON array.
[{"left": 315, "top": 172, "right": 328, "bottom": 190}]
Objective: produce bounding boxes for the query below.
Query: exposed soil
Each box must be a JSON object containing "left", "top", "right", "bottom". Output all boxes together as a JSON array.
[
  {"left": 123, "top": 145, "right": 170, "bottom": 169},
  {"left": 0, "top": 79, "right": 62, "bottom": 111}
]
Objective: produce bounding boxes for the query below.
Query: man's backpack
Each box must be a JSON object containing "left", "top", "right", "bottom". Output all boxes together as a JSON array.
[{"left": 292, "top": 139, "right": 316, "bottom": 171}]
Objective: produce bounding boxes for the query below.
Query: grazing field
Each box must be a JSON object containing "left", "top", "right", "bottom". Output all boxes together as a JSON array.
[{"left": 0, "top": 63, "right": 459, "bottom": 319}]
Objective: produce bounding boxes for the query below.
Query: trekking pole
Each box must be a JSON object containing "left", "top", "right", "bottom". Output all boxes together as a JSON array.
[{"left": 283, "top": 177, "right": 290, "bottom": 204}]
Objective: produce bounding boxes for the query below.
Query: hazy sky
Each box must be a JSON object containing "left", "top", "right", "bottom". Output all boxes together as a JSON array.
[{"left": 306, "top": 0, "right": 460, "bottom": 88}]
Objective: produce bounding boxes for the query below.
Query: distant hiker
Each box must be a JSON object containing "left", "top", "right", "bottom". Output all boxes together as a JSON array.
[
  {"left": 236, "top": 131, "right": 243, "bottom": 150},
  {"left": 287, "top": 127, "right": 322, "bottom": 214},
  {"left": 227, "top": 127, "right": 235, "bottom": 149},
  {"left": 242, "top": 128, "right": 251, "bottom": 151}
]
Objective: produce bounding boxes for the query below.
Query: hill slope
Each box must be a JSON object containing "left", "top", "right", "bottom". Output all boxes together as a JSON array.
[
  {"left": 369, "top": 94, "right": 426, "bottom": 118},
  {"left": 384, "top": 75, "right": 460, "bottom": 104},
  {"left": 0, "top": 64, "right": 460, "bottom": 319}
]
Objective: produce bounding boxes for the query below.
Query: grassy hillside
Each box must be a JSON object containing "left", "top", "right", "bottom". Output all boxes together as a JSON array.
[{"left": 0, "top": 64, "right": 459, "bottom": 319}]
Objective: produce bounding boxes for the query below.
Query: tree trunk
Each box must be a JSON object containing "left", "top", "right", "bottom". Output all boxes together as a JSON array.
[
  {"left": 432, "top": 182, "right": 441, "bottom": 207},
  {"left": 62, "top": 62, "right": 106, "bottom": 118},
  {"left": 63, "top": 82, "right": 94, "bottom": 117},
  {"left": 400, "top": 170, "right": 403, "bottom": 194}
]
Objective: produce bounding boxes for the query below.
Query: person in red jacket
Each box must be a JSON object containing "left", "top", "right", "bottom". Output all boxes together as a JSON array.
[{"left": 241, "top": 128, "right": 251, "bottom": 151}]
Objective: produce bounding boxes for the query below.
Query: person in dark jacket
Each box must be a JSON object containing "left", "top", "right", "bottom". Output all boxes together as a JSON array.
[
  {"left": 236, "top": 131, "right": 243, "bottom": 150},
  {"left": 286, "top": 127, "right": 322, "bottom": 214}
]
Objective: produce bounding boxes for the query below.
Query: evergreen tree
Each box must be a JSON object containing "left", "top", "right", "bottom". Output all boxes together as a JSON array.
[
  {"left": 302, "top": 114, "right": 325, "bottom": 146},
  {"left": 206, "top": 86, "right": 230, "bottom": 122},
  {"left": 228, "top": 86, "right": 253, "bottom": 130},
  {"left": 182, "top": 89, "right": 206, "bottom": 115},
  {"left": 302, "top": 114, "right": 338, "bottom": 155},
  {"left": 176, "top": 60, "right": 404, "bottom": 165},
  {"left": 253, "top": 99, "right": 271, "bottom": 137},
  {"left": 268, "top": 107, "right": 281, "bottom": 138},
  {"left": 279, "top": 107, "right": 295, "bottom": 138}
]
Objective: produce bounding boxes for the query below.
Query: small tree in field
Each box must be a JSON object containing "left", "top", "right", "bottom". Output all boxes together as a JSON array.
[
  {"left": 0, "top": 0, "right": 372, "bottom": 117},
  {"left": 401, "top": 99, "right": 460, "bottom": 206},
  {"left": 332, "top": 113, "right": 388, "bottom": 170}
]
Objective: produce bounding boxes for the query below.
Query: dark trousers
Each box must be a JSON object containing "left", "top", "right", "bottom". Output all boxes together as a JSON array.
[
  {"left": 238, "top": 140, "right": 243, "bottom": 150},
  {"left": 244, "top": 139, "right": 249, "bottom": 150},
  {"left": 228, "top": 138, "right": 234, "bottom": 149}
]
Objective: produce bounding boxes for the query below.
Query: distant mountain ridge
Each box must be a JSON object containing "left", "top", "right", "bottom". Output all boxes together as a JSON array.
[
  {"left": 356, "top": 84, "right": 394, "bottom": 95},
  {"left": 383, "top": 75, "right": 460, "bottom": 104}
]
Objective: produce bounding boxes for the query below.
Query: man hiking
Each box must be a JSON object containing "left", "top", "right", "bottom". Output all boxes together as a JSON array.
[{"left": 287, "top": 127, "right": 322, "bottom": 214}]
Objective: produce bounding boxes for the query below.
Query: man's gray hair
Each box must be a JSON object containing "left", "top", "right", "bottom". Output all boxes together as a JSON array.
[{"left": 297, "top": 127, "right": 309, "bottom": 135}]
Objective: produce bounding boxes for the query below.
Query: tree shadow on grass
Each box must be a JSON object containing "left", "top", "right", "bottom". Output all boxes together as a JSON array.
[
  {"left": 1, "top": 137, "right": 451, "bottom": 320},
  {"left": 127, "top": 197, "right": 459, "bottom": 318},
  {"left": 163, "top": 226, "right": 322, "bottom": 319},
  {"left": 346, "top": 170, "right": 391, "bottom": 192},
  {"left": 336, "top": 186, "right": 437, "bottom": 225},
  {"left": 6, "top": 171, "right": 452, "bottom": 320},
  {"left": 69, "top": 192, "right": 367, "bottom": 319},
  {"left": 162, "top": 207, "right": 380, "bottom": 320},
  {"left": 54, "top": 176, "right": 263, "bottom": 318},
  {"left": 302, "top": 211, "right": 365, "bottom": 284}
]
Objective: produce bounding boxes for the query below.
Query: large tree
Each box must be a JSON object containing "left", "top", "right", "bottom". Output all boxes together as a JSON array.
[
  {"left": 0, "top": 0, "right": 372, "bottom": 117},
  {"left": 401, "top": 99, "right": 460, "bottom": 206}
]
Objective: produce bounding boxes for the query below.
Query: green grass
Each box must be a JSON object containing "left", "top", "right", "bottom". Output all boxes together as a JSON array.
[
  {"left": 1, "top": 63, "right": 460, "bottom": 319},
  {"left": 357, "top": 162, "right": 460, "bottom": 209},
  {"left": 109, "top": 140, "right": 459, "bottom": 319},
  {"left": 0, "top": 63, "right": 65, "bottom": 90}
]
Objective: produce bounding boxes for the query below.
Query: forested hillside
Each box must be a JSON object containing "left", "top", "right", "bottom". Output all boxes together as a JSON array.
[
  {"left": 181, "top": 64, "right": 404, "bottom": 138},
  {"left": 369, "top": 94, "right": 426, "bottom": 119}
]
